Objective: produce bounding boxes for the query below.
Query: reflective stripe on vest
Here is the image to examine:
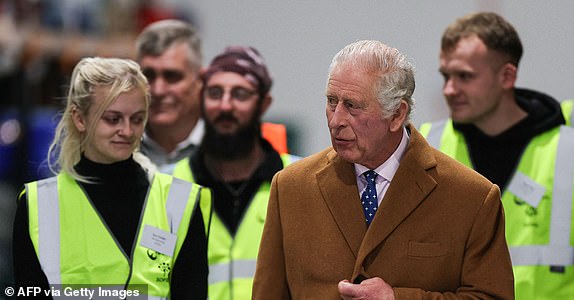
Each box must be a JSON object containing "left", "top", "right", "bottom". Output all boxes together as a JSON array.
[
  {"left": 425, "top": 119, "right": 447, "bottom": 149},
  {"left": 562, "top": 100, "right": 574, "bottom": 126},
  {"left": 550, "top": 126, "right": 574, "bottom": 246},
  {"left": 510, "top": 245, "right": 574, "bottom": 266},
  {"left": 208, "top": 259, "right": 257, "bottom": 286},
  {"left": 166, "top": 177, "right": 194, "bottom": 233},
  {"left": 425, "top": 121, "right": 574, "bottom": 266},
  {"left": 171, "top": 160, "right": 213, "bottom": 237},
  {"left": 33, "top": 174, "right": 197, "bottom": 292},
  {"left": 36, "top": 177, "right": 61, "bottom": 285}
]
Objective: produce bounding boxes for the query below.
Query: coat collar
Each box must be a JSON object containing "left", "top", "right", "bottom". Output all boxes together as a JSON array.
[{"left": 316, "top": 150, "right": 366, "bottom": 259}]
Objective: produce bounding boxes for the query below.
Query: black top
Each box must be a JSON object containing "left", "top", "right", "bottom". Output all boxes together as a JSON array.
[
  {"left": 189, "top": 138, "right": 284, "bottom": 235},
  {"left": 454, "top": 88, "right": 565, "bottom": 191},
  {"left": 13, "top": 156, "right": 208, "bottom": 299}
]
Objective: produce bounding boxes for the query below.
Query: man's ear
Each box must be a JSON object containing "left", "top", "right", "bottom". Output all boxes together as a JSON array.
[
  {"left": 260, "top": 93, "right": 273, "bottom": 115},
  {"left": 500, "top": 63, "right": 517, "bottom": 90},
  {"left": 390, "top": 100, "right": 408, "bottom": 132},
  {"left": 198, "top": 66, "right": 207, "bottom": 79},
  {"left": 72, "top": 107, "right": 87, "bottom": 133},
  {"left": 195, "top": 78, "right": 204, "bottom": 99}
]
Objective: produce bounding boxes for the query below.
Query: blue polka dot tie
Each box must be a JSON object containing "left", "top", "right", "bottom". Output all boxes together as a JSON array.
[{"left": 361, "top": 170, "right": 379, "bottom": 226}]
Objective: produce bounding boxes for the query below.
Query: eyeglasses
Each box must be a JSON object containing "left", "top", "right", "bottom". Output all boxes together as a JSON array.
[
  {"left": 142, "top": 68, "right": 185, "bottom": 84},
  {"left": 204, "top": 86, "right": 257, "bottom": 101}
]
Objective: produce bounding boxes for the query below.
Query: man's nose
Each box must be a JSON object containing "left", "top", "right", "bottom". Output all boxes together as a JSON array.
[
  {"left": 150, "top": 77, "right": 169, "bottom": 97},
  {"left": 219, "top": 93, "right": 234, "bottom": 111},
  {"left": 328, "top": 103, "right": 348, "bottom": 128},
  {"left": 443, "top": 78, "right": 457, "bottom": 97}
]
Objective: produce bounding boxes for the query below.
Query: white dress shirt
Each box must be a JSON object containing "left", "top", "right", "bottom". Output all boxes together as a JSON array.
[
  {"left": 354, "top": 126, "right": 410, "bottom": 205},
  {"left": 141, "top": 119, "right": 205, "bottom": 173}
]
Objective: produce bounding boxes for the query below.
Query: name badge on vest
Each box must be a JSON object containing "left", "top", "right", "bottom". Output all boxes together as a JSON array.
[
  {"left": 140, "top": 225, "right": 177, "bottom": 257},
  {"left": 507, "top": 172, "right": 546, "bottom": 208}
]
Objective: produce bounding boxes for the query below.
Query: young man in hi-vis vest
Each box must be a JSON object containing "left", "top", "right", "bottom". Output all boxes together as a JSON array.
[{"left": 420, "top": 12, "right": 574, "bottom": 299}]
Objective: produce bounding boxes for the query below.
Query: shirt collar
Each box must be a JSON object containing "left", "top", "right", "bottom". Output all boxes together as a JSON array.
[
  {"left": 354, "top": 126, "right": 410, "bottom": 182},
  {"left": 142, "top": 119, "right": 205, "bottom": 158}
]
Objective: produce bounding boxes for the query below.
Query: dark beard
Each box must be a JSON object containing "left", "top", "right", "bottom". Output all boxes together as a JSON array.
[{"left": 200, "top": 112, "right": 261, "bottom": 160}]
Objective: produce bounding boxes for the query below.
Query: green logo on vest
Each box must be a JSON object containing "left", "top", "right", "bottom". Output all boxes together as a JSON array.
[
  {"left": 147, "top": 249, "right": 158, "bottom": 260},
  {"left": 156, "top": 262, "right": 171, "bottom": 282},
  {"left": 148, "top": 249, "right": 171, "bottom": 282},
  {"left": 513, "top": 197, "right": 538, "bottom": 217}
]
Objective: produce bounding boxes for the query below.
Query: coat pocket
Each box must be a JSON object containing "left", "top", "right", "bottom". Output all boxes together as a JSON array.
[{"left": 407, "top": 240, "right": 450, "bottom": 258}]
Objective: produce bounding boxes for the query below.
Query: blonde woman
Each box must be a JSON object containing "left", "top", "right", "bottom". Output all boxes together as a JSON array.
[{"left": 13, "top": 57, "right": 211, "bottom": 299}]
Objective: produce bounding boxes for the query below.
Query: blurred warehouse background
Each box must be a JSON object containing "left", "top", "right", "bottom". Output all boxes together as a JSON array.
[{"left": 1, "top": 0, "right": 574, "bottom": 293}]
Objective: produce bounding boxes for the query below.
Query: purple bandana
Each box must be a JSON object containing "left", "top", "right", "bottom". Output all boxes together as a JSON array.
[{"left": 202, "top": 46, "right": 272, "bottom": 97}]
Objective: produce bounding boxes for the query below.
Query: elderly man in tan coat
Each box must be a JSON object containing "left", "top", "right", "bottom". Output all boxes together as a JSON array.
[{"left": 252, "top": 40, "right": 514, "bottom": 300}]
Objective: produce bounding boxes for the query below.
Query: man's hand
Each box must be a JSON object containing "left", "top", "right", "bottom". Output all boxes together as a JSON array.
[{"left": 338, "top": 277, "right": 395, "bottom": 300}]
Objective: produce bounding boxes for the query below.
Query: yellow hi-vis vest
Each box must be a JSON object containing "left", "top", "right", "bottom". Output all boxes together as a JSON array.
[
  {"left": 173, "top": 154, "right": 296, "bottom": 300},
  {"left": 562, "top": 99, "right": 573, "bottom": 126},
  {"left": 25, "top": 172, "right": 212, "bottom": 300},
  {"left": 420, "top": 120, "right": 574, "bottom": 300}
]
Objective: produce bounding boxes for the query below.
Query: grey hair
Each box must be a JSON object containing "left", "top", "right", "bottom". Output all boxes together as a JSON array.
[
  {"left": 327, "top": 40, "right": 415, "bottom": 124},
  {"left": 136, "top": 19, "right": 203, "bottom": 73}
]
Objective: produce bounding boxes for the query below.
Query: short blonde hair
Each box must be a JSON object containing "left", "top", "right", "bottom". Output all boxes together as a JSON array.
[{"left": 48, "top": 57, "right": 150, "bottom": 182}]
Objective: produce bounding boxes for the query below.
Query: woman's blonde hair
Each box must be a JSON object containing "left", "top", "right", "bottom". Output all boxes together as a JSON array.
[{"left": 47, "top": 57, "right": 151, "bottom": 182}]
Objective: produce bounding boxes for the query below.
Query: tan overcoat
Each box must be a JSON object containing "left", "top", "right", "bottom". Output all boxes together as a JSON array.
[{"left": 252, "top": 124, "right": 514, "bottom": 299}]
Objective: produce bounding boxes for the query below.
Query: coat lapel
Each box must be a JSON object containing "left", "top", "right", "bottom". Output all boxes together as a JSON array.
[
  {"left": 316, "top": 149, "right": 367, "bottom": 259},
  {"left": 354, "top": 125, "right": 439, "bottom": 275}
]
